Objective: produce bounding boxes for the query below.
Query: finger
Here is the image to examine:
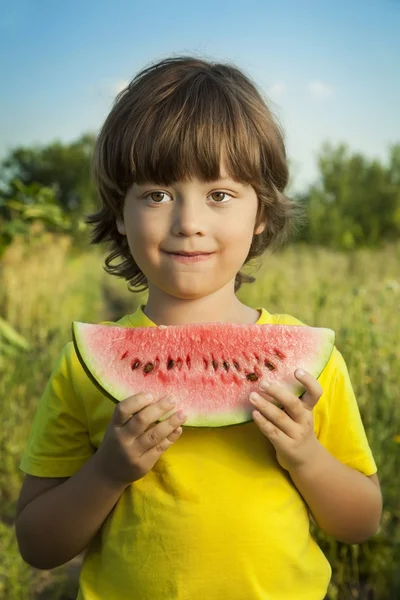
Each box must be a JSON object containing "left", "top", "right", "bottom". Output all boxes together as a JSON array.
[
  {"left": 252, "top": 409, "right": 291, "bottom": 446},
  {"left": 123, "top": 394, "right": 180, "bottom": 437},
  {"left": 294, "top": 369, "right": 323, "bottom": 411},
  {"left": 112, "top": 392, "right": 155, "bottom": 427},
  {"left": 141, "top": 426, "right": 183, "bottom": 465},
  {"left": 257, "top": 381, "right": 305, "bottom": 424},
  {"left": 249, "top": 392, "right": 298, "bottom": 437},
  {"left": 136, "top": 409, "right": 187, "bottom": 454}
]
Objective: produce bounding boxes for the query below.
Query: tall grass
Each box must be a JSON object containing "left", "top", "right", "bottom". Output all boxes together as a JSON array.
[{"left": 1, "top": 234, "right": 399, "bottom": 599}]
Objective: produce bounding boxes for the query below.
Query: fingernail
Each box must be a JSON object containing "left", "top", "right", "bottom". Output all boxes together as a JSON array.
[
  {"left": 167, "top": 395, "right": 176, "bottom": 405},
  {"left": 249, "top": 392, "right": 260, "bottom": 404},
  {"left": 259, "top": 380, "right": 270, "bottom": 390},
  {"left": 296, "top": 369, "right": 305, "bottom": 377}
]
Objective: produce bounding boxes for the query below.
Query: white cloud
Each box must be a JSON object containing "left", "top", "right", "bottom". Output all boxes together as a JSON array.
[
  {"left": 268, "top": 82, "right": 286, "bottom": 98},
  {"left": 93, "top": 79, "right": 130, "bottom": 100},
  {"left": 308, "top": 80, "right": 333, "bottom": 99},
  {"left": 113, "top": 79, "right": 130, "bottom": 95}
]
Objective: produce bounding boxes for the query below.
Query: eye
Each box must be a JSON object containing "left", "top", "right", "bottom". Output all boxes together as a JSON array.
[
  {"left": 209, "top": 191, "right": 232, "bottom": 203},
  {"left": 146, "top": 191, "right": 170, "bottom": 204}
]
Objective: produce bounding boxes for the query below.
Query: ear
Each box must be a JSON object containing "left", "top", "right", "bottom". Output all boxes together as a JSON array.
[
  {"left": 254, "top": 220, "right": 266, "bottom": 235},
  {"left": 116, "top": 218, "right": 126, "bottom": 235}
]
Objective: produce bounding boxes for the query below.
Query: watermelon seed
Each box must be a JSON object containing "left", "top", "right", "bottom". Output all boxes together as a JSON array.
[
  {"left": 203, "top": 358, "right": 208, "bottom": 369},
  {"left": 222, "top": 361, "right": 229, "bottom": 371},
  {"left": 232, "top": 360, "right": 240, "bottom": 371},
  {"left": 176, "top": 358, "right": 183, "bottom": 371},
  {"left": 167, "top": 359, "right": 174, "bottom": 370},
  {"left": 212, "top": 360, "right": 218, "bottom": 371},
  {"left": 144, "top": 362, "right": 154, "bottom": 374},
  {"left": 121, "top": 351, "right": 128, "bottom": 360},
  {"left": 274, "top": 348, "right": 286, "bottom": 360},
  {"left": 186, "top": 355, "right": 191, "bottom": 369},
  {"left": 246, "top": 372, "right": 259, "bottom": 381},
  {"left": 264, "top": 360, "right": 276, "bottom": 371},
  {"left": 131, "top": 360, "right": 141, "bottom": 370}
]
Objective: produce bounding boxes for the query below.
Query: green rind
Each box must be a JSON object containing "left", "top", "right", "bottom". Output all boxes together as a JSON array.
[
  {"left": 71, "top": 322, "right": 335, "bottom": 428},
  {"left": 72, "top": 323, "right": 119, "bottom": 405},
  {"left": 309, "top": 328, "right": 335, "bottom": 382}
]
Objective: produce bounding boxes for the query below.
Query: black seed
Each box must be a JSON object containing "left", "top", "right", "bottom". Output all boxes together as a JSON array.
[
  {"left": 144, "top": 363, "right": 154, "bottom": 374},
  {"left": 167, "top": 359, "right": 174, "bottom": 370},
  {"left": 212, "top": 360, "right": 218, "bottom": 370},
  {"left": 264, "top": 360, "right": 276, "bottom": 371},
  {"left": 222, "top": 361, "right": 229, "bottom": 371},
  {"left": 233, "top": 361, "right": 240, "bottom": 370},
  {"left": 132, "top": 360, "right": 141, "bottom": 370},
  {"left": 246, "top": 372, "right": 259, "bottom": 381},
  {"left": 186, "top": 355, "right": 191, "bottom": 369}
]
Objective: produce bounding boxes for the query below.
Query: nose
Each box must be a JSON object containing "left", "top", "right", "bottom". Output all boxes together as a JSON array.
[{"left": 170, "top": 196, "right": 206, "bottom": 237}]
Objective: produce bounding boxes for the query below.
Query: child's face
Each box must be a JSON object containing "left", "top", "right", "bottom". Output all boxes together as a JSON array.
[{"left": 117, "top": 165, "right": 264, "bottom": 301}]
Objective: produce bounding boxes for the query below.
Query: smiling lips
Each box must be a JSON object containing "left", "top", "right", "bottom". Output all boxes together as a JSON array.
[
  {"left": 163, "top": 250, "right": 214, "bottom": 262},
  {"left": 167, "top": 251, "right": 212, "bottom": 255}
]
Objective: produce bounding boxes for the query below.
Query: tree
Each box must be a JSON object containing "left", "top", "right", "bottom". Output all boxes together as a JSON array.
[
  {"left": 0, "top": 133, "right": 97, "bottom": 216},
  {"left": 299, "top": 142, "right": 400, "bottom": 248}
]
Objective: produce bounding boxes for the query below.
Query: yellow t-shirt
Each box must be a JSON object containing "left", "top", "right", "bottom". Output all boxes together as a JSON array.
[{"left": 20, "top": 307, "right": 377, "bottom": 600}]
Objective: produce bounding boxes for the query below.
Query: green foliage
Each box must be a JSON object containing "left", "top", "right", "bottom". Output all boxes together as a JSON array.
[
  {"left": 297, "top": 142, "right": 400, "bottom": 249},
  {"left": 0, "top": 179, "right": 87, "bottom": 259},
  {"left": 0, "top": 133, "right": 96, "bottom": 215},
  {"left": 0, "top": 521, "right": 33, "bottom": 600}
]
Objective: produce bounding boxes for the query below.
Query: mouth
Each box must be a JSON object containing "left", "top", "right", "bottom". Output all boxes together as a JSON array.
[
  {"left": 162, "top": 249, "right": 215, "bottom": 256},
  {"left": 162, "top": 250, "right": 215, "bottom": 262}
]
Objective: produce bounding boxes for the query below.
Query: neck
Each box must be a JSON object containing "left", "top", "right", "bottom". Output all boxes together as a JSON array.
[{"left": 143, "top": 282, "right": 259, "bottom": 326}]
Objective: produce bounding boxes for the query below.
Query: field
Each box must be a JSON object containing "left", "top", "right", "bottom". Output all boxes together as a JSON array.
[{"left": 1, "top": 233, "right": 399, "bottom": 599}]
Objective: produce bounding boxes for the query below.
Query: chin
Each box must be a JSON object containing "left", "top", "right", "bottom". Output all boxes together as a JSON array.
[{"left": 161, "top": 280, "right": 225, "bottom": 301}]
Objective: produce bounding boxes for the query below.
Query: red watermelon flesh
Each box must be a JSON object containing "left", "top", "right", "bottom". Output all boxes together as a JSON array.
[{"left": 72, "top": 321, "right": 335, "bottom": 427}]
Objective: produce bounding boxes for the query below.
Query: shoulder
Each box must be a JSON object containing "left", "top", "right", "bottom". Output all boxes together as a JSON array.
[{"left": 271, "top": 312, "right": 308, "bottom": 326}]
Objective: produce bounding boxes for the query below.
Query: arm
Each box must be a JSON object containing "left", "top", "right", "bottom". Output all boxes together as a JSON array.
[
  {"left": 249, "top": 368, "right": 382, "bottom": 545},
  {"left": 16, "top": 391, "right": 186, "bottom": 570},
  {"left": 15, "top": 455, "right": 128, "bottom": 570},
  {"left": 288, "top": 441, "right": 382, "bottom": 544}
]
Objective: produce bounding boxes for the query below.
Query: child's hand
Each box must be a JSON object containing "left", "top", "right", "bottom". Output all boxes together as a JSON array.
[
  {"left": 94, "top": 393, "right": 188, "bottom": 487},
  {"left": 249, "top": 369, "right": 323, "bottom": 472}
]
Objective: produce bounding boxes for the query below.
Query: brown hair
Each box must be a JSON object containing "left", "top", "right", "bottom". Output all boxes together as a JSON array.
[{"left": 87, "top": 55, "right": 304, "bottom": 292}]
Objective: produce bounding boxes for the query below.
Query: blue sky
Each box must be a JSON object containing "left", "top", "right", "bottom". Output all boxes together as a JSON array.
[{"left": 1, "top": 0, "right": 399, "bottom": 193}]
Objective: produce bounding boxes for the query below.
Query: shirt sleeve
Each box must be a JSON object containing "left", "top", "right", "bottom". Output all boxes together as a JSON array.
[
  {"left": 314, "top": 346, "right": 377, "bottom": 477},
  {"left": 19, "top": 341, "right": 96, "bottom": 477}
]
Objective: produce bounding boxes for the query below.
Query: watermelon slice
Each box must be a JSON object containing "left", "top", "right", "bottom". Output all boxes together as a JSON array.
[{"left": 72, "top": 321, "right": 334, "bottom": 427}]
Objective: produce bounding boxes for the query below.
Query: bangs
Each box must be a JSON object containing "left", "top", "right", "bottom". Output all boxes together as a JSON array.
[{"left": 119, "top": 73, "right": 266, "bottom": 189}]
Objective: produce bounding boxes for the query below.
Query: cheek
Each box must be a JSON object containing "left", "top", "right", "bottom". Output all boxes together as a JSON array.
[
  {"left": 126, "top": 210, "right": 163, "bottom": 248},
  {"left": 223, "top": 213, "right": 256, "bottom": 247}
]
